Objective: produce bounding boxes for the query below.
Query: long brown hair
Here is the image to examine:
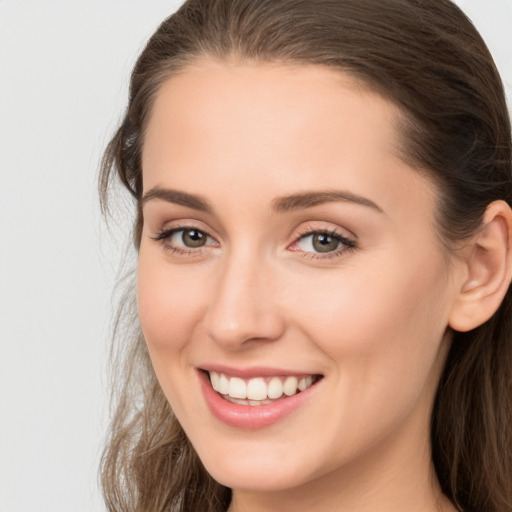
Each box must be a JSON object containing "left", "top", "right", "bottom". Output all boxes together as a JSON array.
[{"left": 99, "top": 1, "right": 512, "bottom": 510}]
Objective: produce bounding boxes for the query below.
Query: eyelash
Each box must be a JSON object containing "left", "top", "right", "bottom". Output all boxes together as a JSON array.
[
  {"left": 151, "top": 225, "right": 217, "bottom": 256},
  {"left": 151, "top": 225, "right": 357, "bottom": 260}
]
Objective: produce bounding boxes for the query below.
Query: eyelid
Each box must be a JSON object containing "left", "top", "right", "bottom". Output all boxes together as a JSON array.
[{"left": 150, "top": 217, "right": 218, "bottom": 242}]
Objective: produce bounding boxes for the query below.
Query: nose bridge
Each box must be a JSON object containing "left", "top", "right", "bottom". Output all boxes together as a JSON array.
[{"left": 205, "top": 243, "right": 284, "bottom": 348}]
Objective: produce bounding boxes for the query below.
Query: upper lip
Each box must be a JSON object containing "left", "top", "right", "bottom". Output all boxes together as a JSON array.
[{"left": 198, "top": 364, "right": 322, "bottom": 379}]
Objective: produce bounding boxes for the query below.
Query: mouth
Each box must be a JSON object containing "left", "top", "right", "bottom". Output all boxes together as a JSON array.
[{"left": 204, "top": 370, "right": 323, "bottom": 406}]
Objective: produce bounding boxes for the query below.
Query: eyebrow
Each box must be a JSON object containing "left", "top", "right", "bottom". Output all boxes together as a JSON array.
[
  {"left": 140, "top": 187, "right": 383, "bottom": 215},
  {"left": 272, "top": 190, "right": 384, "bottom": 214},
  {"left": 141, "top": 187, "right": 213, "bottom": 213}
]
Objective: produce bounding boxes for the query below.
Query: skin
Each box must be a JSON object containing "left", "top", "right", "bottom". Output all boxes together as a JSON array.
[{"left": 138, "top": 59, "right": 465, "bottom": 512}]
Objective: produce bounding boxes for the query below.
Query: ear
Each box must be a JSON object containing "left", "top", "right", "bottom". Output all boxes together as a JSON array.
[{"left": 449, "top": 200, "right": 512, "bottom": 332}]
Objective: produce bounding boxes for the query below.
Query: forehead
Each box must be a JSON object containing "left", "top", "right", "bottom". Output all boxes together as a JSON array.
[
  {"left": 143, "top": 60, "right": 401, "bottom": 173},
  {"left": 141, "top": 58, "right": 434, "bottom": 226},
  {"left": 146, "top": 60, "right": 400, "bottom": 142}
]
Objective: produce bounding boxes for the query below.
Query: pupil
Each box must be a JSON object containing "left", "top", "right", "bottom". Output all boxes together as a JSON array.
[
  {"left": 313, "top": 233, "right": 339, "bottom": 253},
  {"left": 183, "top": 229, "right": 206, "bottom": 247}
]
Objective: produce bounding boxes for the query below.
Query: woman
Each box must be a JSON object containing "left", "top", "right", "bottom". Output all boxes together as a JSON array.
[{"left": 99, "top": 0, "right": 512, "bottom": 510}]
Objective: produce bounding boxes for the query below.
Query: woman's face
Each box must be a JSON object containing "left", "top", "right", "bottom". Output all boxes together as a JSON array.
[{"left": 138, "top": 60, "right": 463, "bottom": 495}]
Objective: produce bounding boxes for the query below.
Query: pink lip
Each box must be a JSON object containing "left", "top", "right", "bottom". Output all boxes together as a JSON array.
[{"left": 198, "top": 370, "right": 322, "bottom": 429}]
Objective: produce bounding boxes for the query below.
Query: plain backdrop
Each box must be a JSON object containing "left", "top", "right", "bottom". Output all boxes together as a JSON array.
[{"left": 0, "top": 1, "right": 510, "bottom": 511}]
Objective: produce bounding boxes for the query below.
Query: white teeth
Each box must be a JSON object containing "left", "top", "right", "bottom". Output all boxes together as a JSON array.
[
  {"left": 246, "top": 378, "right": 267, "bottom": 400},
  {"left": 283, "top": 376, "right": 299, "bottom": 396},
  {"left": 229, "top": 377, "right": 247, "bottom": 399},
  {"left": 210, "top": 371, "right": 220, "bottom": 391},
  {"left": 229, "top": 397, "right": 249, "bottom": 405},
  {"left": 208, "top": 371, "right": 318, "bottom": 404},
  {"left": 267, "top": 377, "right": 284, "bottom": 399},
  {"left": 218, "top": 373, "right": 229, "bottom": 395},
  {"left": 298, "top": 376, "right": 313, "bottom": 391},
  {"left": 225, "top": 397, "right": 273, "bottom": 406}
]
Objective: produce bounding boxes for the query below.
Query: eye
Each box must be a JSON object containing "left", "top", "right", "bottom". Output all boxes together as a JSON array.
[
  {"left": 299, "top": 232, "right": 341, "bottom": 253},
  {"left": 151, "top": 226, "right": 218, "bottom": 253},
  {"left": 290, "top": 228, "right": 356, "bottom": 258},
  {"left": 171, "top": 228, "right": 208, "bottom": 248}
]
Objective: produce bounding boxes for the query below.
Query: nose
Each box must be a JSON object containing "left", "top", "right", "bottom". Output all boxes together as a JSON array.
[{"left": 204, "top": 249, "right": 286, "bottom": 350}]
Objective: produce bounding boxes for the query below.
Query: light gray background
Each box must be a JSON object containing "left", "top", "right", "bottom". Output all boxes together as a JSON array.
[{"left": 0, "top": 1, "right": 510, "bottom": 511}]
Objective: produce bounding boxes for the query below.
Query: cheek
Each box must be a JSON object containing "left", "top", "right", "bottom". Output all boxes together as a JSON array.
[
  {"left": 292, "top": 258, "right": 446, "bottom": 345},
  {"left": 137, "top": 251, "right": 207, "bottom": 353},
  {"left": 137, "top": 251, "right": 211, "bottom": 420},
  {"left": 286, "top": 248, "right": 451, "bottom": 397},
  {"left": 281, "top": 254, "right": 452, "bottom": 453}
]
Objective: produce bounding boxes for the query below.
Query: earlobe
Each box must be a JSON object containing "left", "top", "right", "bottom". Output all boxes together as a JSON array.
[{"left": 449, "top": 200, "right": 512, "bottom": 332}]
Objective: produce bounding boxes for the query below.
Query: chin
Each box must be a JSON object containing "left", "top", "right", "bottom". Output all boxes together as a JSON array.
[
  {"left": 196, "top": 444, "right": 321, "bottom": 492},
  {"left": 208, "top": 465, "right": 310, "bottom": 493}
]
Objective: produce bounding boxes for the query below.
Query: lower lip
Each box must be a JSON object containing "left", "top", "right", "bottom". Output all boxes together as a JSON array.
[{"left": 198, "top": 371, "right": 321, "bottom": 429}]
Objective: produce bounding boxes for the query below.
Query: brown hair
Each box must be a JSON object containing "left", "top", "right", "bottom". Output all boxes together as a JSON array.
[{"left": 99, "top": 1, "right": 512, "bottom": 511}]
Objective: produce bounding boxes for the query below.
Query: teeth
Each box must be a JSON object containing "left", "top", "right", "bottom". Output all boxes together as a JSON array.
[
  {"left": 267, "top": 377, "right": 283, "bottom": 399},
  {"left": 229, "top": 377, "right": 247, "bottom": 399},
  {"left": 210, "top": 371, "right": 220, "bottom": 390},
  {"left": 283, "top": 376, "right": 298, "bottom": 396},
  {"left": 298, "top": 376, "right": 313, "bottom": 391},
  {"left": 218, "top": 373, "right": 229, "bottom": 394},
  {"left": 208, "top": 371, "right": 317, "bottom": 403},
  {"left": 246, "top": 378, "right": 267, "bottom": 400}
]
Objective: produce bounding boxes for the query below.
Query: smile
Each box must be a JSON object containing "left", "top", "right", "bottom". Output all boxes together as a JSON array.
[
  {"left": 199, "top": 367, "right": 324, "bottom": 428},
  {"left": 208, "top": 371, "right": 321, "bottom": 406}
]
